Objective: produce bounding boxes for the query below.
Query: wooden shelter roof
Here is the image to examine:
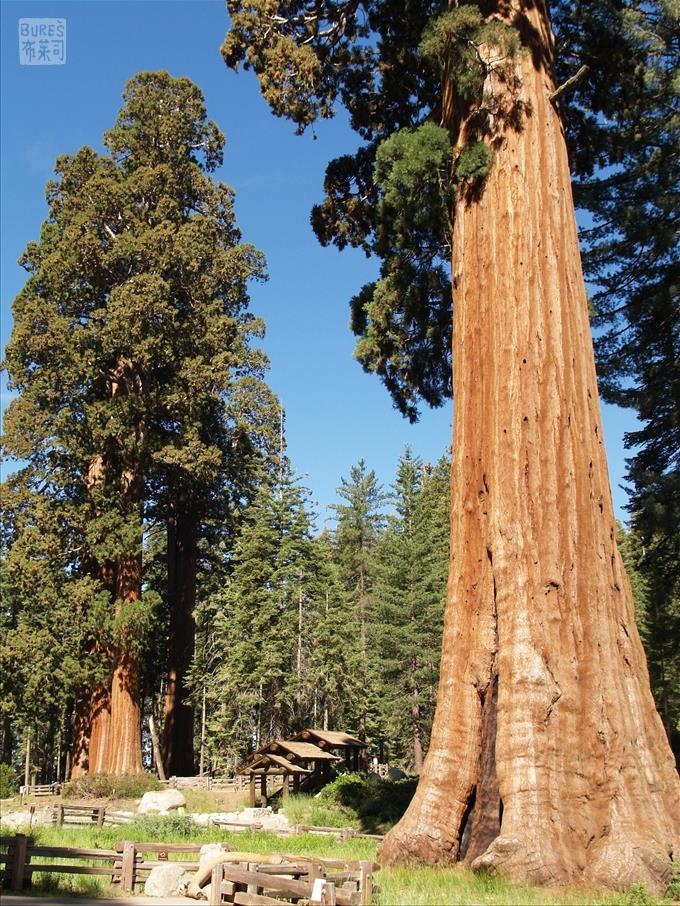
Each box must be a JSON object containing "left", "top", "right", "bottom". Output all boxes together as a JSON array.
[
  {"left": 289, "top": 729, "right": 367, "bottom": 749},
  {"left": 256, "top": 739, "right": 340, "bottom": 762},
  {"left": 254, "top": 739, "right": 339, "bottom": 761},
  {"left": 239, "top": 753, "right": 312, "bottom": 776}
]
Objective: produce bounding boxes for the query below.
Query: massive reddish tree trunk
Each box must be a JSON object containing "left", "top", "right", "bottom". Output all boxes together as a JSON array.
[
  {"left": 71, "top": 685, "right": 111, "bottom": 778},
  {"left": 106, "top": 548, "right": 144, "bottom": 775},
  {"left": 162, "top": 502, "right": 197, "bottom": 777},
  {"left": 380, "top": 0, "right": 680, "bottom": 893},
  {"left": 103, "top": 360, "right": 145, "bottom": 775},
  {"left": 71, "top": 456, "right": 115, "bottom": 778}
]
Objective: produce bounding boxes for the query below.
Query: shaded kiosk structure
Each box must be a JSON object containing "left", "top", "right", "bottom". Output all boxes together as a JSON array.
[
  {"left": 239, "top": 739, "right": 340, "bottom": 805},
  {"left": 240, "top": 752, "right": 312, "bottom": 806}
]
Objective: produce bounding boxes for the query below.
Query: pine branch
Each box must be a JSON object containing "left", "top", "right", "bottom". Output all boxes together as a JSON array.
[{"left": 550, "top": 64, "right": 589, "bottom": 102}]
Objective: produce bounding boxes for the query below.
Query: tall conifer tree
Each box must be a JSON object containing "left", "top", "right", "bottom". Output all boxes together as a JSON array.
[
  {"left": 331, "top": 459, "right": 386, "bottom": 749},
  {"left": 373, "top": 450, "right": 449, "bottom": 772},
  {"left": 3, "top": 71, "right": 272, "bottom": 775},
  {"left": 206, "top": 457, "right": 316, "bottom": 766}
]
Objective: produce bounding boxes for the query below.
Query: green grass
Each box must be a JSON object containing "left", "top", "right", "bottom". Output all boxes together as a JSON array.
[
  {"left": 2, "top": 820, "right": 677, "bottom": 905},
  {"left": 281, "top": 792, "right": 359, "bottom": 829},
  {"left": 0, "top": 818, "right": 377, "bottom": 898},
  {"left": 374, "top": 867, "right": 677, "bottom": 906}
]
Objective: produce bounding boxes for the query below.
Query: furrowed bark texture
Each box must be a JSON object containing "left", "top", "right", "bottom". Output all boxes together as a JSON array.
[
  {"left": 106, "top": 548, "right": 144, "bottom": 775},
  {"left": 71, "top": 457, "right": 115, "bottom": 778},
  {"left": 162, "top": 504, "right": 197, "bottom": 777},
  {"left": 379, "top": 1, "right": 680, "bottom": 892},
  {"left": 71, "top": 685, "right": 111, "bottom": 778},
  {"left": 87, "top": 686, "right": 112, "bottom": 775},
  {"left": 104, "top": 360, "right": 145, "bottom": 775}
]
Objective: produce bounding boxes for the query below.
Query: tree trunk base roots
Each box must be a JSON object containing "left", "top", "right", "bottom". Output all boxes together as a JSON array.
[{"left": 380, "top": 830, "right": 676, "bottom": 896}]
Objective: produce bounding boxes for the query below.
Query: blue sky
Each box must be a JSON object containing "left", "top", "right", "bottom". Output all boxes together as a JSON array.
[{"left": 1, "top": 0, "right": 636, "bottom": 522}]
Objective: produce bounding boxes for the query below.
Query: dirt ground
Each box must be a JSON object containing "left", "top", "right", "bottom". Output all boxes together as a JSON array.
[
  {"left": 1, "top": 786, "right": 248, "bottom": 819},
  {"left": 2, "top": 896, "right": 196, "bottom": 905}
]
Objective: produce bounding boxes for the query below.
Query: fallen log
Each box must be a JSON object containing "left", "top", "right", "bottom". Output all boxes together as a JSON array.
[{"left": 186, "top": 852, "right": 287, "bottom": 898}]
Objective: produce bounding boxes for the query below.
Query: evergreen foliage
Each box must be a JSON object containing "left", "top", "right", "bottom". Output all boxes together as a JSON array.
[
  {"left": 372, "top": 450, "right": 449, "bottom": 770},
  {"left": 331, "top": 459, "right": 386, "bottom": 635},
  {"left": 0, "top": 475, "right": 105, "bottom": 779},
  {"left": 330, "top": 459, "right": 386, "bottom": 746},
  {"left": 619, "top": 524, "right": 680, "bottom": 761},
  {"left": 223, "top": 1, "right": 523, "bottom": 420},
  {"left": 201, "top": 449, "right": 361, "bottom": 769},
  {"left": 2, "top": 71, "right": 275, "bottom": 774}
]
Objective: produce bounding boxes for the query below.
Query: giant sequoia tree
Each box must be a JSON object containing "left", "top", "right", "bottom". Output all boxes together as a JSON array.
[
  {"left": 3, "top": 72, "right": 271, "bottom": 776},
  {"left": 223, "top": 0, "right": 680, "bottom": 892}
]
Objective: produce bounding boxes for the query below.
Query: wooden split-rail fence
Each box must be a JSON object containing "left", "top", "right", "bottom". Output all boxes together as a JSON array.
[
  {"left": 0, "top": 834, "right": 212, "bottom": 894},
  {"left": 19, "top": 782, "right": 62, "bottom": 797},
  {"left": 161, "top": 774, "right": 247, "bottom": 791},
  {"left": 209, "top": 819, "right": 383, "bottom": 843},
  {"left": 52, "top": 803, "right": 133, "bottom": 827},
  {"left": 206, "top": 857, "right": 374, "bottom": 906},
  {"left": 49, "top": 804, "right": 383, "bottom": 841},
  {"left": 0, "top": 834, "right": 377, "bottom": 904}
]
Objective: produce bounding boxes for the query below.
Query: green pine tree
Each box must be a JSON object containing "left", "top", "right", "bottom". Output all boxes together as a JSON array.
[
  {"left": 304, "top": 531, "right": 362, "bottom": 733},
  {"left": 204, "top": 455, "right": 316, "bottom": 768},
  {"left": 373, "top": 449, "right": 449, "bottom": 772},
  {"left": 331, "top": 459, "right": 387, "bottom": 753},
  {"left": 0, "top": 474, "right": 107, "bottom": 781},
  {"left": 618, "top": 524, "right": 680, "bottom": 761}
]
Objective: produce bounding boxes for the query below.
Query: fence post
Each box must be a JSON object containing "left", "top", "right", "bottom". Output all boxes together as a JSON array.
[
  {"left": 246, "top": 861, "right": 258, "bottom": 896},
  {"left": 321, "top": 880, "right": 337, "bottom": 906},
  {"left": 10, "top": 833, "right": 28, "bottom": 891},
  {"left": 58, "top": 804, "right": 65, "bottom": 826},
  {"left": 209, "top": 862, "right": 223, "bottom": 906},
  {"left": 120, "top": 841, "right": 136, "bottom": 893},
  {"left": 359, "top": 860, "right": 373, "bottom": 906},
  {"left": 96, "top": 806, "right": 105, "bottom": 828}
]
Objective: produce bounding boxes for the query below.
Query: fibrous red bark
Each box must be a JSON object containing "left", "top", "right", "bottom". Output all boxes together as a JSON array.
[
  {"left": 71, "top": 457, "right": 115, "bottom": 778},
  {"left": 379, "top": 0, "right": 680, "bottom": 893},
  {"left": 101, "top": 362, "right": 145, "bottom": 775},
  {"left": 70, "top": 684, "right": 110, "bottom": 778},
  {"left": 105, "top": 547, "right": 144, "bottom": 775}
]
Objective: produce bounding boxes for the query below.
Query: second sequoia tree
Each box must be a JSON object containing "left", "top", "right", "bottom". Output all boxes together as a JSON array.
[
  {"left": 4, "top": 72, "right": 272, "bottom": 777},
  {"left": 223, "top": 0, "right": 680, "bottom": 891}
]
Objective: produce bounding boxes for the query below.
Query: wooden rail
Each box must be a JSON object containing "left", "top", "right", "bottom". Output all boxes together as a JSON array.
[
  {"left": 207, "top": 857, "right": 375, "bottom": 906},
  {"left": 160, "top": 775, "right": 246, "bottom": 791},
  {"left": 209, "top": 818, "right": 384, "bottom": 842},
  {"left": 0, "top": 835, "right": 207, "bottom": 893},
  {"left": 0, "top": 834, "right": 122, "bottom": 890},
  {"left": 0, "top": 835, "right": 378, "bottom": 903},
  {"left": 19, "top": 783, "right": 62, "bottom": 797},
  {"left": 52, "top": 804, "right": 133, "bottom": 827}
]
